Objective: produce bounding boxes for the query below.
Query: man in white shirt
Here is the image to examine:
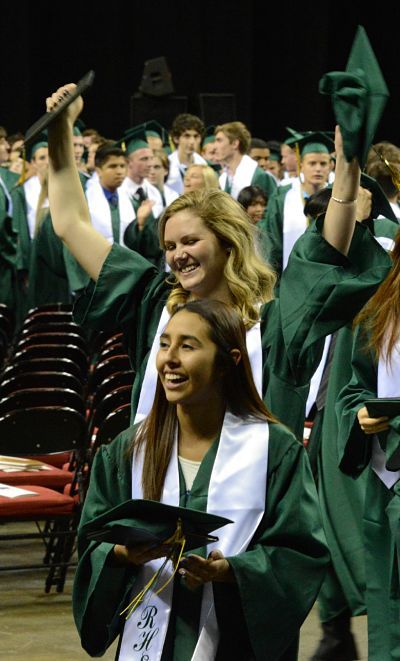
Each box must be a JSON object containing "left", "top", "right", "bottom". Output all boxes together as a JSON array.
[
  {"left": 214, "top": 122, "right": 277, "bottom": 201},
  {"left": 167, "top": 114, "right": 207, "bottom": 195}
]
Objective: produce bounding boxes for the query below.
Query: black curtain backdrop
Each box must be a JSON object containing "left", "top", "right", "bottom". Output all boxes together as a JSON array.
[{"left": 2, "top": 1, "right": 399, "bottom": 145}]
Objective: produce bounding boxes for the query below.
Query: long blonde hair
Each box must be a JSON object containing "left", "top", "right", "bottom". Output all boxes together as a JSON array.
[{"left": 159, "top": 189, "right": 276, "bottom": 327}]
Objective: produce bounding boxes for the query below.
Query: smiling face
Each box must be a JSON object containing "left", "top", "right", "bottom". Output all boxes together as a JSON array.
[
  {"left": 156, "top": 310, "right": 219, "bottom": 406},
  {"left": 183, "top": 165, "right": 205, "bottom": 193},
  {"left": 163, "top": 210, "right": 231, "bottom": 302},
  {"left": 246, "top": 197, "right": 266, "bottom": 224}
]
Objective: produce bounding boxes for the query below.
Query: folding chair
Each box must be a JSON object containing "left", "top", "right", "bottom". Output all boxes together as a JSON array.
[{"left": 0, "top": 406, "right": 87, "bottom": 592}]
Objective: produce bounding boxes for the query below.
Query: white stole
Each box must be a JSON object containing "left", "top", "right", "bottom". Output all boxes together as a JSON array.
[
  {"left": 0, "top": 176, "right": 12, "bottom": 216},
  {"left": 282, "top": 184, "right": 307, "bottom": 270},
  {"left": 374, "top": 340, "right": 400, "bottom": 488},
  {"left": 119, "top": 309, "right": 267, "bottom": 660},
  {"left": 219, "top": 155, "right": 257, "bottom": 200},
  {"left": 85, "top": 180, "right": 135, "bottom": 246},
  {"left": 24, "top": 176, "right": 48, "bottom": 239}
]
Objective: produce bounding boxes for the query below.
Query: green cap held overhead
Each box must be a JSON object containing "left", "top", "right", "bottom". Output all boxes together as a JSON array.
[{"left": 319, "top": 25, "right": 389, "bottom": 167}]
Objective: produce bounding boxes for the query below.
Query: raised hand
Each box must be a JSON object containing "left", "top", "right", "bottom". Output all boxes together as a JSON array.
[{"left": 46, "top": 83, "right": 83, "bottom": 126}]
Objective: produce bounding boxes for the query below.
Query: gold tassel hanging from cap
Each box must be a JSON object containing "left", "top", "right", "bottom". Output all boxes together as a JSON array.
[
  {"left": 120, "top": 518, "right": 186, "bottom": 620},
  {"left": 16, "top": 144, "right": 28, "bottom": 186}
]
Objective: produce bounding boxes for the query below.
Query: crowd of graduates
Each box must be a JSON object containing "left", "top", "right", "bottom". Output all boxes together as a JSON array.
[{"left": 2, "top": 26, "right": 400, "bottom": 661}]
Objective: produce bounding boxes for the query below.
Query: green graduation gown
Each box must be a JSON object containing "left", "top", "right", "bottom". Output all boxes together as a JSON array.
[
  {"left": 74, "top": 220, "right": 391, "bottom": 440},
  {"left": 27, "top": 212, "right": 89, "bottom": 308},
  {"left": 336, "top": 327, "right": 400, "bottom": 660},
  {"left": 73, "top": 422, "right": 329, "bottom": 660},
  {"left": 0, "top": 166, "right": 20, "bottom": 193},
  {"left": 123, "top": 214, "right": 164, "bottom": 270},
  {"left": 308, "top": 217, "right": 399, "bottom": 622},
  {"left": 258, "top": 183, "right": 293, "bottom": 275},
  {"left": 0, "top": 183, "right": 18, "bottom": 312}
]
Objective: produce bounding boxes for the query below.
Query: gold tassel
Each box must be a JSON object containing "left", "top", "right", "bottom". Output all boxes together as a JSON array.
[
  {"left": 16, "top": 144, "right": 27, "bottom": 186},
  {"left": 372, "top": 146, "right": 400, "bottom": 192},
  {"left": 120, "top": 518, "right": 187, "bottom": 620}
]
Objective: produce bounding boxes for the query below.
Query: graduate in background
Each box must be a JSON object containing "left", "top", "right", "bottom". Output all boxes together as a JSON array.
[
  {"left": 214, "top": 121, "right": 277, "bottom": 201},
  {"left": 147, "top": 149, "right": 179, "bottom": 210},
  {"left": 183, "top": 164, "right": 220, "bottom": 193},
  {"left": 74, "top": 299, "right": 329, "bottom": 660},
  {"left": 167, "top": 114, "right": 207, "bottom": 195},
  {"left": 336, "top": 226, "right": 400, "bottom": 660},
  {"left": 260, "top": 132, "right": 333, "bottom": 278}
]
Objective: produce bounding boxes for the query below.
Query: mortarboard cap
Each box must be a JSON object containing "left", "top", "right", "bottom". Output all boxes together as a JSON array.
[
  {"left": 295, "top": 131, "right": 335, "bottom": 157},
  {"left": 25, "top": 131, "right": 48, "bottom": 162},
  {"left": 144, "top": 120, "right": 168, "bottom": 146},
  {"left": 81, "top": 498, "right": 233, "bottom": 552},
  {"left": 24, "top": 70, "right": 95, "bottom": 148},
  {"left": 203, "top": 126, "right": 216, "bottom": 147},
  {"left": 283, "top": 127, "right": 305, "bottom": 146},
  {"left": 360, "top": 172, "right": 398, "bottom": 223},
  {"left": 118, "top": 125, "right": 150, "bottom": 155},
  {"left": 319, "top": 26, "right": 389, "bottom": 167}
]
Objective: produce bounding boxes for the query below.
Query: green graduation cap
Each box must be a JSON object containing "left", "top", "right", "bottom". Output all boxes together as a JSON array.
[
  {"left": 295, "top": 131, "right": 335, "bottom": 157},
  {"left": 82, "top": 498, "right": 232, "bottom": 552},
  {"left": 284, "top": 127, "right": 305, "bottom": 146},
  {"left": 144, "top": 120, "right": 168, "bottom": 146},
  {"left": 25, "top": 131, "right": 48, "bottom": 162},
  {"left": 203, "top": 126, "right": 216, "bottom": 147},
  {"left": 118, "top": 124, "right": 149, "bottom": 155},
  {"left": 319, "top": 25, "right": 389, "bottom": 167},
  {"left": 360, "top": 172, "right": 398, "bottom": 223},
  {"left": 73, "top": 118, "right": 86, "bottom": 136}
]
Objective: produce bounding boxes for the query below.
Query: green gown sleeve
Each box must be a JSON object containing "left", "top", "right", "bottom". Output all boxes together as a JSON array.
[
  {"left": 123, "top": 213, "right": 164, "bottom": 270},
  {"left": 278, "top": 218, "right": 391, "bottom": 381},
  {"left": 335, "top": 327, "right": 377, "bottom": 476},
  {"left": 336, "top": 325, "right": 400, "bottom": 480}
]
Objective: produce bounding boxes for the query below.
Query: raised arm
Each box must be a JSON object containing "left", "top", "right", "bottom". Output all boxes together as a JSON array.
[
  {"left": 47, "top": 83, "right": 111, "bottom": 281},
  {"left": 322, "top": 125, "right": 359, "bottom": 255}
]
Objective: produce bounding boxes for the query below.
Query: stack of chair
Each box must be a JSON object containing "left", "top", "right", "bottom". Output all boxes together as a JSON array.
[
  {"left": 86, "top": 331, "right": 134, "bottom": 466},
  {"left": 0, "top": 304, "right": 89, "bottom": 592}
]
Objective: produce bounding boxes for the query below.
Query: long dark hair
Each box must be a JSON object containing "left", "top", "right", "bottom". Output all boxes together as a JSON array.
[{"left": 131, "top": 299, "right": 277, "bottom": 500}]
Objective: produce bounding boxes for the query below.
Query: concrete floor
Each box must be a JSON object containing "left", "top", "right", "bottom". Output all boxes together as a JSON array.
[{"left": 0, "top": 522, "right": 367, "bottom": 660}]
